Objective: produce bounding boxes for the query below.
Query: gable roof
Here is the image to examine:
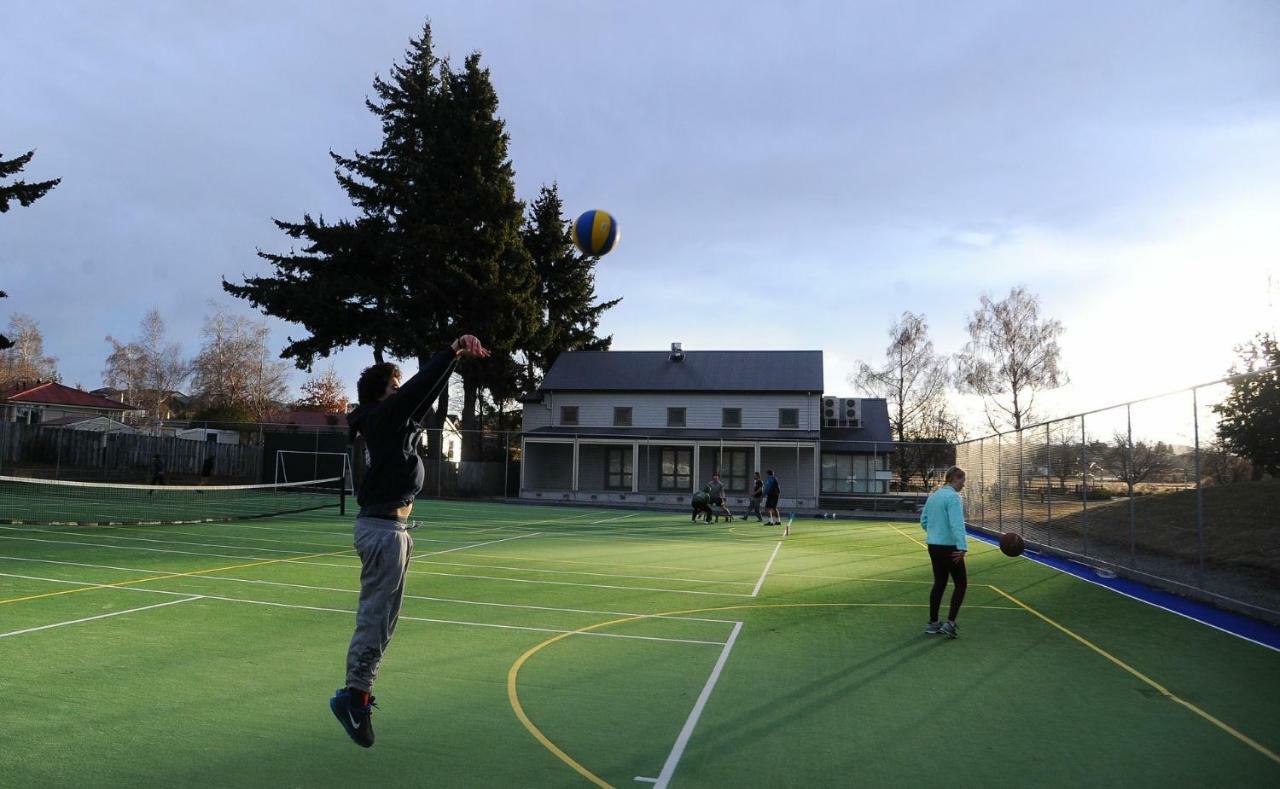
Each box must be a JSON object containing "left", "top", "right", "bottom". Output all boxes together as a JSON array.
[
  {"left": 540, "top": 350, "right": 824, "bottom": 393},
  {"left": 0, "top": 381, "right": 137, "bottom": 411}
]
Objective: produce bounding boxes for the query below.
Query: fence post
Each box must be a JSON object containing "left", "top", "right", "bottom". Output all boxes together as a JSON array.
[
  {"left": 1192, "top": 387, "right": 1205, "bottom": 590},
  {"left": 503, "top": 431, "right": 510, "bottom": 499},
  {"left": 1016, "top": 429, "right": 1025, "bottom": 537},
  {"left": 1080, "top": 415, "right": 1090, "bottom": 556},
  {"left": 995, "top": 433, "right": 1003, "bottom": 533},
  {"left": 1044, "top": 423, "right": 1052, "bottom": 548},
  {"left": 1126, "top": 403, "right": 1136, "bottom": 567}
]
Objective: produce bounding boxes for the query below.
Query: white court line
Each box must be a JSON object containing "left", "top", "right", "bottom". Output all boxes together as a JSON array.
[
  {"left": 0, "top": 571, "right": 724, "bottom": 646},
  {"left": 415, "top": 559, "right": 754, "bottom": 588},
  {"left": 420, "top": 532, "right": 539, "bottom": 557},
  {"left": 591, "top": 513, "right": 640, "bottom": 525},
  {"left": 0, "top": 532, "right": 284, "bottom": 562},
  {"left": 0, "top": 558, "right": 738, "bottom": 623},
  {"left": 287, "top": 561, "right": 758, "bottom": 597},
  {"left": 654, "top": 621, "right": 744, "bottom": 789},
  {"left": 634, "top": 778, "right": 658, "bottom": 784},
  {"left": 0, "top": 596, "right": 200, "bottom": 639},
  {"left": 751, "top": 542, "right": 783, "bottom": 597}
]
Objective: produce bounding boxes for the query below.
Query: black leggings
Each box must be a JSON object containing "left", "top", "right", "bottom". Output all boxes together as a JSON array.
[{"left": 927, "top": 544, "right": 967, "bottom": 622}]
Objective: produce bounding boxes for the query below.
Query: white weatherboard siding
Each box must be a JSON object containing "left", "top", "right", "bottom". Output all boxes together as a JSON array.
[{"left": 523, "top": 392, "right": 820, "bottom": 433}]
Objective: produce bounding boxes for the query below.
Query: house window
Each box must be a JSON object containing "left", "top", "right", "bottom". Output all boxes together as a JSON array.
[
  {"left": 722, "top": 408, "right": 742, "bottom": 428},
  {"left": 605, "top": 447, "right": 633, "bottom": 490},
  {"left": 614, "top": 407, "right": 632, "bottom": 427},
  {"left": 779, "top": 408, "right": 799, "bottom": 429},
  {"left": 715, "top": 448, "right": 749, "bottom": 492},
  {"left": 667, "top": 407, "right": 686, "bottom": 427},
  {"left": 821, "top": 454, "right": 886, "bottom": 494},
  {"left": 660, "top": 448, "right": 692, "bottom": 490},
  {"left": 560, "top": 406, "right": 578, "bottom": 426}
]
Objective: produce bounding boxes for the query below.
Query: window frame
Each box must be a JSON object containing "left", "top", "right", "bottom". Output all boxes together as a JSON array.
[
  {"left": 778, "top": 408, "right": 799, "bottom": 429},
  {"left": 560, "top": 405, "right": 579, "bottom": 426},
  {"left": 604, "top": 447, "right": 633, "bottom": 490},
  {"left": 613, "top": 406, "right": 633, "bottom": 427},
  {"left": 667, "top": 407, "right": 687, "bottom": 427},
  {"left": 722, "top": 408, "right": 742, "bottom": 428},
  {"left": 659, "top": 448, "right": 693, "bottom": 490}
]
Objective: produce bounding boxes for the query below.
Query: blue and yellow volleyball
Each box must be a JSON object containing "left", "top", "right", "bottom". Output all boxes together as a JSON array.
[{"left": 571, "top": 209, "right": 619, "bottom": 256}]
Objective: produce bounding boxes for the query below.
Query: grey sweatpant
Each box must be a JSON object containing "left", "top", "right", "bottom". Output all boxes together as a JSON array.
[{"left": 345, "top": 517, "right": 413, "bottom": 693}]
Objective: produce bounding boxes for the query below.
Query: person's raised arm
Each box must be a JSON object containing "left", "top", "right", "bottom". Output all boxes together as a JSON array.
[{"left": 381, "top": 335, "right": 489, "bottom": 426}]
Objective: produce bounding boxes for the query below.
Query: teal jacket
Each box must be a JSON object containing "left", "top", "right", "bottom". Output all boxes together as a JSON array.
[{"left": 920, "top": 485, "right": 967, "bottom": 550}]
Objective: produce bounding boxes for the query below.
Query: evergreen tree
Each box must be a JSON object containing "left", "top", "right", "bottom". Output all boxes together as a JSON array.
[
  {"left": 1213, "top": 333, "right": 1280, "bottom": 480},
  {"left": 224, "top": 23, "right": 538, "bottom": 460},
  {"left": 521, "top": 184, "right": 621, "bottom": 389},
  {"left": 0, "top": 150, "right": 60, "bottom": 213}
]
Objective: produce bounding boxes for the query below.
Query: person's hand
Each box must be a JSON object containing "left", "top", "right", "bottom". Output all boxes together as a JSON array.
[
  {"left": 451, "top": 335, "right": 490, "bottom": 359},
  {"left": 951, "top": 550, "right": 966, "bottom": 564}
]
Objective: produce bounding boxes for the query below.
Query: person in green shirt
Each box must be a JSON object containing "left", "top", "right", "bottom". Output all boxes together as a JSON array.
[{"left": 920, "top": 466, "right": 968, "bottom": 638}]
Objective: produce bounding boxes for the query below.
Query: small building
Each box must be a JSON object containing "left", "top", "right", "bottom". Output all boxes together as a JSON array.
[
  {"left": 174, "top": 428, "right": 241, "bottom": 445},
  {"left": 41, "top": 414, "right": 140, "bottom": 434},
  {"left": 0, "top": 380, "right": 138, "bottom": 424}
]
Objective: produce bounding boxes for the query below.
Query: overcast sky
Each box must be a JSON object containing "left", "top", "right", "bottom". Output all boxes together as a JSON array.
[{"left": 3, "top": 0, "right": 1277, "bottom": 434}]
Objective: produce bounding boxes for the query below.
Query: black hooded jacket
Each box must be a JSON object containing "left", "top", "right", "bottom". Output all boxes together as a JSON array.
[{"left": 347, "top": 347, "right": 458, "bottom": 512}]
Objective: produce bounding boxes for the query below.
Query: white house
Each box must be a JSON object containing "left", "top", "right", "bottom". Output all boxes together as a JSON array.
[{"left": 0, "top": 380, "right": 138, "bottom": 424}]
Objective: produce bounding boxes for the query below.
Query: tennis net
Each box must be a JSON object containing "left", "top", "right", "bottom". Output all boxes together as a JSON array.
[{"left": 0, "top": 475, "right": 345, "bottom": 525}]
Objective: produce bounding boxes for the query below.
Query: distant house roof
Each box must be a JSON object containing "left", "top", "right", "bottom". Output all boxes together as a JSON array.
[
  {"left": 42, "top": 414, "right": 139, "bottom": 433},
  {"left": 539, "top": 350, "right": 824, "bottom": 393},
  {"left": 820, "top": 398, "right": 895, "bottom": 452},
  {"left": 0, "top": 381, "right": 137, "bottom": 411}
]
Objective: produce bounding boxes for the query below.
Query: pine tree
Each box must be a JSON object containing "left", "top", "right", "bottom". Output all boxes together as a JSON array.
[
  {"left": 521, "top": 184, "right": 621, "bottom": 389},
  {"left": 225, "top": 23, "right": 538, "bottom": 460},
  {"left": 0, "top": 150, "right": 60, "bottom": 213}
]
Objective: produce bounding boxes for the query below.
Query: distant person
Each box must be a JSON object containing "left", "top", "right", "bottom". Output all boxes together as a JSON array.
[
  {"left": 742, "top": 471, "right": 764, "bottom": 522},
  {"left": 200, "top": 454, "right": 215, "bottom": 484},
  {"left": 705, "top": 473, "right": 733, "bottom": 521},
  {"left": 691, "top": 490, "right": 714, "bottom": 523},
  {"left": 921, "top": 466, "right": 968, "bottom": 639},
  {"left": 763, "top": 469, "right": 782, "bottom": 529},
  {"left": 147, "top": 454, "right": 165, "bottom": 495},
  {"left": 330, "top": 334, "right": 489, "bottom": 748}
]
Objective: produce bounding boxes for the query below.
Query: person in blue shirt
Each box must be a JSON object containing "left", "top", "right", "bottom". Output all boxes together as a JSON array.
[{"left": 920, "top": 466, "right": 968, "bottom": 638}]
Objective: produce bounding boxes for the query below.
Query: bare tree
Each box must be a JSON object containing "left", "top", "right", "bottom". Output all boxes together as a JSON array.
[
  {"left": 104, "top": 310, "right": 191, "bottom": 419},
  {"left": 0, "top": 313, "right": 58, "bottom": 387},
  {"left": 295, "top": 366, "right": 349, "bottom": 413},
  {"left": 1107, "top": 433, "right": 1177, "bottom": 495},
  {"left": 852, "top": 312, "right": 954, "bottom": 442},
  {"left": 956, "top": 286, "right": 1067, "bottom": 432},
  {"left": 191, "top": 305, "right": 291, "bottom": 420}
]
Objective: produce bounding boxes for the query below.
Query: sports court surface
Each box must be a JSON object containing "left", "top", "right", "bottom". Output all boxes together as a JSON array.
[{"left": 1, "top": 498, "right": 1278, "bottom": 787}]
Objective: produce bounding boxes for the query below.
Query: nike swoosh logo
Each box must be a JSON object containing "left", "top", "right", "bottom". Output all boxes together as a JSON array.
[{"left": 347, "top": 710, "right": 362, "bottom": 730}]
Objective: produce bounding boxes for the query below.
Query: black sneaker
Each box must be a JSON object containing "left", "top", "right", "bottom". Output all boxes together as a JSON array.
[
  {"left": 941, "top": 621, "right": 959, "bottom": 639},
  {"left": 330, "top": 687, "right": 376, "bottom": 747}
]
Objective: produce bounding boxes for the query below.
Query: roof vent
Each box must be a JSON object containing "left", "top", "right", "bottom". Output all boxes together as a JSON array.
[{"left": 669, "top": 342, "right": 684, "bottom": 362}]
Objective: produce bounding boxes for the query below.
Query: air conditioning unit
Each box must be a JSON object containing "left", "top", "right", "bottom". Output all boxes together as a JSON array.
[
  {"left": 841, "top": 397, "right": 862, "bottom": 428},
  {"left": 822, "top": 396, "right": 840, "bottom": 426}
]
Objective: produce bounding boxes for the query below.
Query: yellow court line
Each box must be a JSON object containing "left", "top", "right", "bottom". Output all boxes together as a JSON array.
[
  {"left": 0, "top": 547, "right": 356, "bottom": 607},
  {"left": 508, "top": 601, "right": 1020, "bottom": 788},
  {"left": 989, "top": 585, "right": 1280, "bottom": 766},
  {"left": 889, "top": 524, "right": 928, "bottom": 548}
]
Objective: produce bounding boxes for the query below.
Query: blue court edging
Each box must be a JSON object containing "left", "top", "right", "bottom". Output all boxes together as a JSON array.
[{"left": 967, "top": 528, "right": 1280, "bottom": 652}]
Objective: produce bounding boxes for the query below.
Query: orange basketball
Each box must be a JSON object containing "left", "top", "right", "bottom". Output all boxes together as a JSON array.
[{"left": 999, "top": 532, "right": 1025, "bottom": 557}]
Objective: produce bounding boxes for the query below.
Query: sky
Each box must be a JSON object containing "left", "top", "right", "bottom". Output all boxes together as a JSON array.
[{"left": 3, "top": 0, "right": 1278, "bottom": 436}]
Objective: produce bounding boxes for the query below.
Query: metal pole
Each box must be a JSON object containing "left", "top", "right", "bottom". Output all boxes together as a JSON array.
[
  {"left": 503, "top": 431, "right": 510, "bottom": 499},
  {"left": 1080, "top": 415, "right": 1089, "bottom": 556},
  {"left": 1193, "top": 388, "right": 1205, "bottom": 589},
  {"left": 1044, "top": 423, "right": 1052, "bottom": 548},
  {"left": 1017, "top": 429, "right": 1025, "bottom": 538},
  {"left": 996, "top": 433, "right": 1003, "bottom": 533},
  {"left": 1127, "top": 403, "right": 1136, "bottom": 567}
]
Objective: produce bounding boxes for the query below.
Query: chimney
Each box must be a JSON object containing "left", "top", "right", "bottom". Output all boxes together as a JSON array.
[{"left": 669, "top": 342, "right": 684, "bottom": 362}]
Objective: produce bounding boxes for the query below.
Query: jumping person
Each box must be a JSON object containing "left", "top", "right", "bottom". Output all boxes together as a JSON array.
[
  {"left": 922, "top": 466, "right": 968, "bottom": 639},
  {"left": 329, "top": 334, "right": 489, "bottom": 748}
]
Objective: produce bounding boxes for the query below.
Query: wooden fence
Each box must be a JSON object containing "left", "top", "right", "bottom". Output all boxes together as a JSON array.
[{"left": 0, "top": 422, "right": 261, "bottom": 481}]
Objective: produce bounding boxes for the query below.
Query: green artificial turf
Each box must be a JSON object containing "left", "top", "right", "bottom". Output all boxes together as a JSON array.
[{"left": 0, "top": 501, "right": 1276, "bottom": 787}]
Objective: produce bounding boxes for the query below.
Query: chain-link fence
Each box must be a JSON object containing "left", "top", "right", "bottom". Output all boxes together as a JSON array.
[{"left": 955, "top": 367, "right": 1279, "bottom": 624}]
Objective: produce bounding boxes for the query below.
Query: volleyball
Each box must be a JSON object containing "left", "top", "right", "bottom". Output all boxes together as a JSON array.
[{"left": 571, "top": 209, "right": 619, "bottom": 256}]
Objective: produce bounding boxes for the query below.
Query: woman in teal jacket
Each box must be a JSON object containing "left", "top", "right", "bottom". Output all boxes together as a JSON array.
[{"left": 920, "top": 466, "right": 968, "bottom": 638}]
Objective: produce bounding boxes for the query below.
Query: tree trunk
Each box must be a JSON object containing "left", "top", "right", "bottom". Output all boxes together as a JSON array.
[{"left": 462, "top": 376, "right": 482, "bottom": 462}]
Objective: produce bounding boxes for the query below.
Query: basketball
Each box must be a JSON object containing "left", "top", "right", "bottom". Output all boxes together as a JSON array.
[
  {"left": 1000, "top": 532, "right": 1025, "bottom": 557},
  {"left": 572, "top": 209, "right": 619, "bottom": 256}
]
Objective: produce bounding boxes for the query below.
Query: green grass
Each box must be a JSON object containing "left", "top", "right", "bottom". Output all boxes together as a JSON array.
[{"left": 0, "top": 502, "right": 1277, "bottom": 787}]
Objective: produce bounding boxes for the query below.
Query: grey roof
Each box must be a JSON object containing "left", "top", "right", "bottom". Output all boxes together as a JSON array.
[
  {"left": 524, "top": 426, "right": 820, "bottom": 442},
  {"left": 820, "top": 398, "right": 895, "bottom": 452},
  {"left": 539, "top": 350, "right": 823, "bottom": 393}
]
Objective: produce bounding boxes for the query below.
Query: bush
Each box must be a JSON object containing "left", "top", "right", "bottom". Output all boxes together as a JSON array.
[{"left": 1082, "top": 486, "right": 1114, "bottom": 501}]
